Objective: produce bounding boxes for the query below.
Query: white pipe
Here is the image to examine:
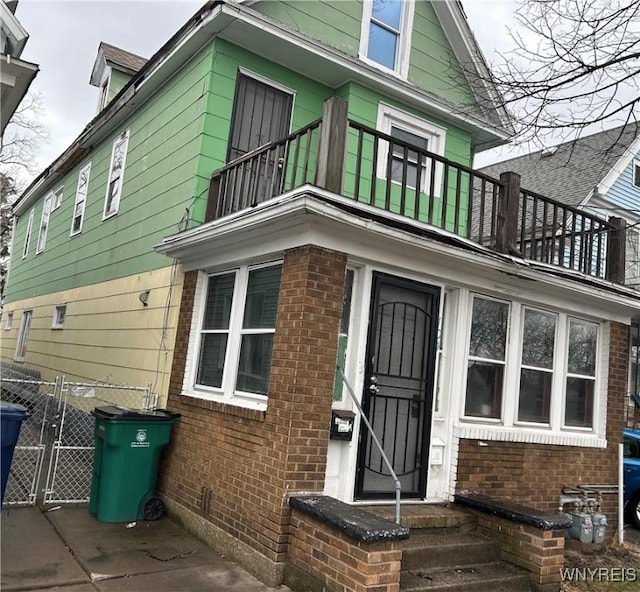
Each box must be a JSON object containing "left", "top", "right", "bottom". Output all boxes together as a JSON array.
[{"left": 619, "top": 442, "right": 624, "bottom": 545}]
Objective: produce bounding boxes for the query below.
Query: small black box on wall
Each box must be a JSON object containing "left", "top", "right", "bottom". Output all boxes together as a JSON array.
[{"left": 329, "top": 410, "right": 355, "bottom": 441}]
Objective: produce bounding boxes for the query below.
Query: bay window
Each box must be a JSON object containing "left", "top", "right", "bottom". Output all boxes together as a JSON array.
[{"left": 463, "top": 294, "right": 601, "bottom": 435}]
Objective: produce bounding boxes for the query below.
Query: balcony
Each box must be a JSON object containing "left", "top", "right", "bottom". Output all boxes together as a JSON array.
[{"left": 205, "top": 97, "right": 626, "bottom": 284}]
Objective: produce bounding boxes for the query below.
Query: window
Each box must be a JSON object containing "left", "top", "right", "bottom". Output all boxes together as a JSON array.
[
  {"left": 22, "top": 208, "right": 34, "bottom": 258},
  {"left": 564, "top": 318, "right": 598, "bottom": 428},
  {"left": 376, "top": 103, "right": 446, "bottom": 193},
  {"left": 227, "top": 72, "right": 293, "bottom": 162},
  {"left": 462, "top": 295, "right": 601, "bottom": 434},
  {"left": 517, "top": 308, "right": 557, "bottom": 424},
  {"left": 36, "top": 193, "right": 52, "bottom": 254},
  {"left": 627, "top": 228, "right": 640, "bottom": 286},
  {"left": 52, "top": 305, "right": 66, "bottom": 329},
  {"left": 103, "top": 130, "right": 129, "bottom": 219},
  {"left": 193, "top": 263, "right": 282, "bottom": 404},
  {"left": 14, "top": 310, "right": 32, "bottom": 361},
  {"left": 51, "top": 186, "right": 63, "bottom": 211},
  {"left": 360, "top": 0, "right": 414, "bottom": 75},
  {"left": 464, "top": 296, "right": 509, "bottom": 419},
  {"left": 71, "top": 162, "right": 91, "bottom": 236},
  {"left": 4, "top": 311, "right": 13, "bottom": 330},
  {"left": 634, "top": 160, "right": 640, "bottom": 188}
]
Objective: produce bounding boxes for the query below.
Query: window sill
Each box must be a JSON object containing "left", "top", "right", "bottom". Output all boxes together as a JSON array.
[
  {"left": 358, "top": 54, "right": 408, "bottom": 80},
  {"left": 180, "top": 391, "right": 266, "bottom": 421},
  {"left": 453, "top": 423, "right": 606, "bottom": 448}
]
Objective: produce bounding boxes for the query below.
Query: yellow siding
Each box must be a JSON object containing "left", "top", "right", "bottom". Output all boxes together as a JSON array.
[{"left": 0, "top": 266, "right": 183, "bottom": 407}]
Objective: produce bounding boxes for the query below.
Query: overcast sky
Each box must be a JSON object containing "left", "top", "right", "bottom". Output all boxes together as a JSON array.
[{"left": 14, "top": 0, "right": 517, "bottom": 179}]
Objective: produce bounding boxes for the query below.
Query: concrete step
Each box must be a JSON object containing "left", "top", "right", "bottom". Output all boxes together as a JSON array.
[
  {"left": 400, "top": 562, "right": 532, "bottom": 592},
  {"left": 401, "top": 530, "right": 501, "bottom": 571}
]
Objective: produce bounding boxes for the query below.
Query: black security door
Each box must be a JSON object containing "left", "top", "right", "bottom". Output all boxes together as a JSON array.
[{"left": 355, "top": 273, "right": 440, "bottom": 499}]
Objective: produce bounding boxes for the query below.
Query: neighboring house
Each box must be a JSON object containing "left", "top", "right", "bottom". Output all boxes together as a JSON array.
[
  {"left": 480, "top": 125, "right": 640, "bottom": 401},
  {"left": 2, "top": 2, "right": 639, "bottom": 591},
  {"left": 0, "top": 0, "right": 38, "bottom": 134}
]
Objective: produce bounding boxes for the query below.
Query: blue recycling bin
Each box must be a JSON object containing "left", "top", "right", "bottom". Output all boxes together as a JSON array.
[{"left": 1, "top": 401, "right": 30, "bottom": 504}]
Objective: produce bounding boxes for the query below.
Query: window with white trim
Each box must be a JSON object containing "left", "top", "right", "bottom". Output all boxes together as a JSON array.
[
  {"left": 627, "top": 228, "right": 640, "bottom": 286},
  {"left": 22, "top": 208, "right": 34, "bottom": 258},
  {"left": 192, "top": 262, "right": 282, "bottom": 405},
  {"left": 376, "top": 103, "right": 446, "bottom": 194},
  {"left": 36, "top": 193, "right": 52, "bottom": 254},
  {"left": 4, "top": 311, "right": 13, "bottom": 330},
  {"left": 633, "top": 160, "right": 640, "bottom": 188},
  {"left": 360, "top": 0, "right": 414, "bottom": 76},
  {"left": 52, "top": 304, "right": 67, "bottom": 329},
  {"left": 463, "top": 294, "right": 601, "bottom": 433},
  {"left": 14, "top": 310, "right": 32, "bottom": 361},
  {"left": 71, "top": 162, "right": 91, "bottom": 236},
  {"left": 51, "top": 186, "right": 63, "bottom": 211},
  {"left": 103, "top": 130, "right": 129, "bottom": 219}
]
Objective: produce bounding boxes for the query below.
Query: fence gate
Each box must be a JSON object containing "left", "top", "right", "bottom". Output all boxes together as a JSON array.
[{"left": 2, "top": 376, "right": 154, "bottom": 507}]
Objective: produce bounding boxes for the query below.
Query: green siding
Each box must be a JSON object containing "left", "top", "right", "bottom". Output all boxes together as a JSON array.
[
  {"left": 253, "top": 0, "right": 362, "bottom": 57},
  {"left": 253, "top": 0, "right": 479, "bottom": 111},
  {"left": 5, "top": 47, "right": 213, "bottom": 303},
  {"left": 189, "top": 38, "right": 334, "bottom": 225}
]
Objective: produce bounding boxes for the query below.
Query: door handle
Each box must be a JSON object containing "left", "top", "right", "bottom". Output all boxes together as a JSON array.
[{"left": 369, "top": 384, "right": 379, "bottom": 394}]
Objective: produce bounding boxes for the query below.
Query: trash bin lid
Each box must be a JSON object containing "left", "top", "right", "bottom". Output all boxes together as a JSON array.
[
  {"left": 91, "top": 405, "right": 180, "bottom": 421},
  {"left": 0, "top": 401, "right": 30, "bottom": 420}
]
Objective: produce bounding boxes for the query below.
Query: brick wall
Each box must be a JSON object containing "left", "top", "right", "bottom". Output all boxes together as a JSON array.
[
  {"left": 456, "top": 321, "right": 629, "bottom": 529},
  {"left": 158, "top": 246, "right": 347, "bottom": 571},
  {"left": 287, "top": 508, "right": 403, "bottom": 592},
  {"left": 465, "top": 509, "right": 565, "bottom": 592}
]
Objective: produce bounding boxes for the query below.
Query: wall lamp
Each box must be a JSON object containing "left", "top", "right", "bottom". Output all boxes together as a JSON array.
[{"left": 138, "top": 290, "right": 150, "bottom": 307}]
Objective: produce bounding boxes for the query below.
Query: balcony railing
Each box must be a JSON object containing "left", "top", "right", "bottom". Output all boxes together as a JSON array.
[{"left": 205, "top": 97, "right": 626, "bottom": 283}]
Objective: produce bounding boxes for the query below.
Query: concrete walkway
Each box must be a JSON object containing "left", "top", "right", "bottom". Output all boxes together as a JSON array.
[{"left": 1, "top": 506, "right": 291, "bottom": 592}]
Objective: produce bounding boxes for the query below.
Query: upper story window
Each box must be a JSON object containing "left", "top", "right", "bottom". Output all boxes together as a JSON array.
[
  {"left": 36, "top": 193, "right": 53, "bottom": 254},
  {"left": 376, "top": 103, "right": 446, "bottom": 194},
  {"left": 227, "top": 72, "right": 293, "bottom": 162},
  {"left": 51, "top": 186, "right": 63, "bottom": 211},
  {"left": 22, "top": 208, "right": 34, "bottom": 258},
  {"left": 188, "top": 262, "right": 283, "bottom": 409},
  {"left": 71, "top": 162, "right": 92, "bottom": 236},
  {"left": 360, "top": 0, "right": 414, "bottom": 76},
  {"left": 633, "top": 160, "right": 640, "bottom": 188},
  {"left": 627, "top": 228, "right": 640, "bottom": 286},
  {"left": 463, "top": 294, "right": 601, "bottom": 433},
  {"left": 103, "top": 130, "right": 130, "bottom": 219}
]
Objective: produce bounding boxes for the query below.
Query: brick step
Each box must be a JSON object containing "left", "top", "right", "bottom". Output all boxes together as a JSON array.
[
  {"left": 401, "top": 530, "right": 501, "bottom": 571},
  {"left": 365, "top": 504, "right": 477, "bottom": 530},
  {"left": 400, "top": 562, "right": 532, "bottom": 592}
]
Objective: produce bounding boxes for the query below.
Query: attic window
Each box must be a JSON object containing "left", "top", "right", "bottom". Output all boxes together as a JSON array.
[
  {"left": 633, "top": 160, "right": 640, "bottom": 188},
  {"left": 360, "top": 0, "right": 414, "bottom": 76}
]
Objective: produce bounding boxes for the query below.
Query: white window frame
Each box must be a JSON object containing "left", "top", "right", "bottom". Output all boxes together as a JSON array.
[
  {"left": 70, "top": 162, "right": 92, "bottom": 236},
  {"left": 359, "top": 0, "right": 415, "bottom": 77},
  {"left": 103, "top": 129, "right": 130, "bottom": 220},
  {"left": 22, "top": 208, "right": 34, "bottom": 259},
  {"left": 460, "top": 295, "right": 604, "bottom": 442},
  {"left": 14, "top": 310, "right": 33, "bottom": 361},
  {"left": 633, "top": 159, "right": 640, "bottom": 188},
  {"left": 52, "top": 304, "right": 67, "bottom": 329},
  {"left": 376, "top": 103, "right": 446, "bottom": 195},
  {"left": 36, "top": 193, "right": 53, "bottom": 254},
  {"left": 51, "top": 185, "right": 63, "bottom": 211},
  {"left": 4, "top": 311, "right": 13, "bottom": 330},
  {"left": 185, "top": 261, "right": 283, "bottom": 410},
  {"left": 626, "top": 227, "right": 640, "bottom": 286}
]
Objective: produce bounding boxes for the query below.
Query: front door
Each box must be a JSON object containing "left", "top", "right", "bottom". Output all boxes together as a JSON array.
[{"left": 355, "top": 273, "right": 440, "bottom": 499}]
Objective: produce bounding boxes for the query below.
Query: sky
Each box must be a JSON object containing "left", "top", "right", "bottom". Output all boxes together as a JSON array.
[{"left": 12, "top": 0, "right": 518, "bottom": 181}]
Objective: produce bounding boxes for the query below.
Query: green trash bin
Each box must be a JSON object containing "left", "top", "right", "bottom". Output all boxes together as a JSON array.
[{"left": 89, "top": 405, "right": 180, "bottom": 523}]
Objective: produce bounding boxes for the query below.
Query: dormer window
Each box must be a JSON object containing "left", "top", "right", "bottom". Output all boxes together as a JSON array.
[
  {"left": 360, "top": 0, "right": 414, "bottom": 76},
  {"left": 99, "top": 79, "right": 109, "bottom": 111}
]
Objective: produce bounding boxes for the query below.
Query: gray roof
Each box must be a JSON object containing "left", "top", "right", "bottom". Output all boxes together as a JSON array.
[
  {"left": 479, "top": 124, "right": 640, "bottom": 207},
  {"left": 100, "top": 42, "right": 147, "bottom": 74}
]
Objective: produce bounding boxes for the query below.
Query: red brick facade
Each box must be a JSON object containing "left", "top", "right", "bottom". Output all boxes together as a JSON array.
[
  {"left": 455, "top": 321, "right": 630, "bottom": 528},
  {"left": 158, "top": 246, "right": 347, "bottom": 569}
]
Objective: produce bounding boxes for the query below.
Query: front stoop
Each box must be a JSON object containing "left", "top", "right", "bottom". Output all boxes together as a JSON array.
[{"left": 367, "top": 505, "right": 533, "bottom": 592}]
